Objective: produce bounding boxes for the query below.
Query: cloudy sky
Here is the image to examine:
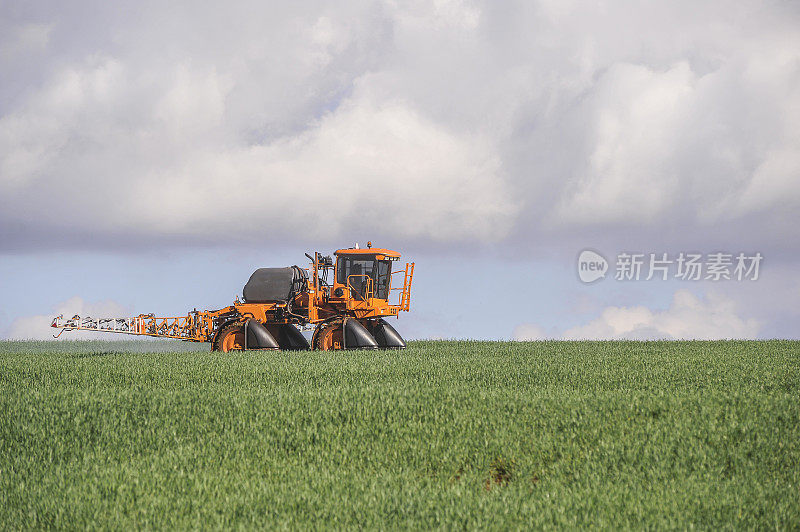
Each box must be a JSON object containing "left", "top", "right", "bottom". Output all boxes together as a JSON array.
[{"left": 1, "top": 0, "right": 798, "bottom": 340}]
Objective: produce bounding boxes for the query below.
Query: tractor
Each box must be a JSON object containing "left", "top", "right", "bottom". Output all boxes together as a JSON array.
[{"left": 51, "top": 243, "right": 414, "bottom": 351}]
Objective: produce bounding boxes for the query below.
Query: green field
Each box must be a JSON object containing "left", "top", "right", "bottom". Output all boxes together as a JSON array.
[{"left": 1, "top": 340, "right": 798, "bottom": 529}]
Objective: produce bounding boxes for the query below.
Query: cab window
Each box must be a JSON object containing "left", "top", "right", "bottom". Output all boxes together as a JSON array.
[{"left": 337, "top": 255, "right": 392, "bottom": 299}]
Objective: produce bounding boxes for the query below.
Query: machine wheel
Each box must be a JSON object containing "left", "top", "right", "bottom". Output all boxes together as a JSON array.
[
  {"left": 213, "top": 323, "right": 246, "bottom": 352},
  {"left": 312, "top": 319, "right": 344, "bottom": 350},
  {"left": 312, "top": 318, "right": 380, "bottom": 350}
]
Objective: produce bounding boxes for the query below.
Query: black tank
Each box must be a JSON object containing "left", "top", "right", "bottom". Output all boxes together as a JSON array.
[{"left": 242, "top": 266, "right": 307, "bottom": 302}]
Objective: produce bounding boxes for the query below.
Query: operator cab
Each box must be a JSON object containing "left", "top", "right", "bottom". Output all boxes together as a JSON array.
[{"left": 334, "top": 246, "right": 400, "bottom": 301}]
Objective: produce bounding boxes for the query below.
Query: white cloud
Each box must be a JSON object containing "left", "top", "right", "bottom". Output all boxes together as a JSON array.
[
  {"left": 137, "top": 88, "right": 514, "bottom": 241},
  {"left": 0, "top": 1, "right": 798, "bottom": 252},
  {"left": 511, "top": 323, "right": 550, "bottom": 341},
  {"left": 555, "top": 62, "right": 694, "bottom": 225},
  {"left": 0, "top": 23, "right": 52, "bottom": 60},
  {"left": 514, "top": 289, "right": 761, "bottom": 341},
  {"left": 735, "top": 147, "right": 800, "bottom": 214},
  {"left": 0, "top": 57, "right": 515, "bottom": 245},
  {"left": 7, "top": 296, "right": 130, "bottom": 340}
]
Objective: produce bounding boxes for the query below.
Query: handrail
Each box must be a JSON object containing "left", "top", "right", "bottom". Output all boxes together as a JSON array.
[
  {"left": 399, "top": 262, "right": 415, "bottom": 311},
  {"left": 347, "top": 274, "right": 374, "bottom": 301}
]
